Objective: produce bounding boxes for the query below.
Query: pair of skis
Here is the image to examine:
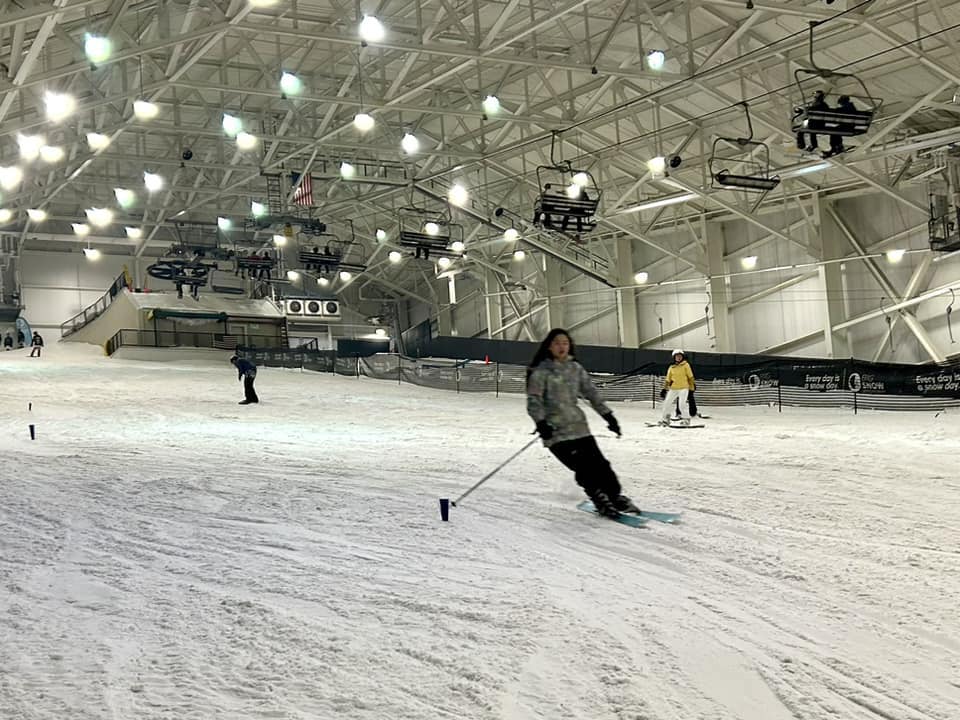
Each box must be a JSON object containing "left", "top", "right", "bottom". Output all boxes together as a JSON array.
[{"left": 576, "top": 500, "right": 682, "bottom": 528}]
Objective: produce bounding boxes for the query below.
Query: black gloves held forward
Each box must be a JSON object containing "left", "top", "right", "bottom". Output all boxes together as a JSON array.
[
  {"left": 602, "top": 412, "right": 621, "bottom": 437},
  {"left": 660, "top": 388, "right": 668, "bottom": 400},
  {"left": 535, "top": 420, "right": 553, "bottom": 441}
]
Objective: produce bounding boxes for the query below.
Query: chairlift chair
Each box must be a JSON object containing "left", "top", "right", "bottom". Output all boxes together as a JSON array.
[
  {"left": 397, "top": 207, "right": 465, "bottom": 260},
  {"left": 298, "top": 231, "right": 345, "bottom": 272},
  {"left": 532, "top": 132, "right": 601, "bottom": 234},
  {"left": 928, "top": 193, "right": 960, "bottom": 252},
  {"left": 790, "top": 22, "right": 880, "bottom": 139},
  {"left": 709, "top": 103, "right": 780, "bottom": 195}
]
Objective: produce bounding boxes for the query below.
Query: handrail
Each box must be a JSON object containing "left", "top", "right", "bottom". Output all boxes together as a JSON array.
[
  {"left": 60, "top": 272, "right": 130, "bottom": 338},
  {"left": 104, "top": 328, "right": 294, "bottom": 356}
]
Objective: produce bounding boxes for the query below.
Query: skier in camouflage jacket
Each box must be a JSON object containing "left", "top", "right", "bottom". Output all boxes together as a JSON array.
[{"left": 526, "top": 328, "right": 637, "bottom": 518}]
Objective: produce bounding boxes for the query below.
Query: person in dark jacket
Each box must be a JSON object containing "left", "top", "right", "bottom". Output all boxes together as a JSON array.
[
  {"left": 526, "top": 328, "right": 638, "bottom": 518},
  {"left": 3, "top": 333, "right": 12, "bottom": 350},
  {"left": 230, "top": 354, "right": 259, "bottom": 404},
  {"left": 29, "top": 331, "right": 44, "bottom": 358},
  {"left": 16, "top": 328, "right": 25, "bottom": 348},
  {"left": 796, "top": 90, "right": 829, "bottom": 152}
]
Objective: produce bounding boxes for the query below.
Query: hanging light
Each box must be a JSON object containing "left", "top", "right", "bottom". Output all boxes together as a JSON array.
[
  {"left": 450, "top": 240, "right": 465, "bottom": 253},
  {"left": 503, "top": 227, "right": 519, "bottom": 242},
  {"left": 0, "top": 209, "right": 13, "bottom": 224},
  {"left": 565, "top": 183, "right": 582, "bottom": 199},
  {"left": 217, "top": 217, "right": 232, "bottom": 231},
  {"left": 339, "top": 270, "right": 353, "bottom": 281},
  {"left": 133, "top": 100, "right": 159, "bottom": 120},
  {"left": 72, "top": 223, "right": 90, "bottom": 236},
  {"left": 86, "top": 207, "right": 114, "bottom": 227},
  {"left": 424, "top": 222, "right": 440, "bottom": 236},
  {"left": 647, "top": 156, "right": 667, "bottom": 177},
  {"left": 286, "top": 270, "right": 300, "bottom": 281},
  {"left": 125, "top": 226, "right": 143, "bottom": 239},
  {"left": 572, "top": 172, "right": 590, "bottom": 187},
  {"left": 375, "top": 229, "right": 387, "bottom": 242},
  {"left": 40, "top": 146, "right": 65, "bottom": 163},
  {"left": 437, "top": 257, "right": 452, "bottom": 269},
  {"left": 340, "top": 161, "right": 356, "bottom": 178},
  {"left": 482, "top": 95, "right": 500, "bottom": 115},
  {"left": 27, "top": 208, "right": 47, "bottom": 222},
  {"left": 83, "top": 247, "right": 101, "bottom": 260},
  {"left": 401, "top": 132, "right": 419, "bottom": 154},
  {"left": 280, "top": 71, "right": 303, "bottom": 96},
  {"left": 17, "top": 134, "right": 45, "bottom": 161},
  {"left": 740, "top": 255, "right": 758, "bottom": 269},
  {"left": 248, "top": 0, "right": 279, "bottom": 6},
  {"left": 634, "top": 271, "right": 649, "bottom": 284},
  {"left": 114, "top": 188, "right": 136, "bottom": 209},
  {"left": 272, "top": 234, "right": 287, "bottom": 246},
  {"left": 317, "top": 276, "right": 330, "bottom": 287},
  {"left": 236, "top": 132, "right": 258, "bottom": 150},
  {"left": 222, "top": 113, "right": 243, "bottom": 136},
  {"left": 0, "top": 166, "right": 23, "bottom": 191},
  {"left": 44, "top": 92, "right": 76, "bottom": 122},
  {"left": 251, "top": 201, "right": 267, "bottom": 218},
  {"left": 353, "top": 112, "right": 375, "bottom": 132},
  {"left": 144, "top": 171, "right": 164, "bottom": 192},
  {"left": 87, "top": 132, "right": 111, "bottom": 150},
  {"left": 513, "top": 249, "right": 525, "bottom": 261},
  {"left": 448, "top": 184, "right": 468, "bottom": 207},
  {"left": 375, "top": 328, "right": 387, "bottom": 337},
  {"left": 388, "top": 250, "right": 402, "bottom": 263},
  {"left": 359, "top": 15, "right": 385, "bottom": 43},
  {"left": 84, "top": 34, "right": 112, "bottom": 65},
  {"left": 647, "top": 50, "right": 666, "bottom": 70},
  {"left": 886, "top": 249, "right": 907, "bottom": 263}
]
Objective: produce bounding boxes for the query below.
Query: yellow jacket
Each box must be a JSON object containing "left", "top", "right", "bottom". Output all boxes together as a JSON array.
[{"left": 665, "top": 360, "right": 695, "bottom": 391}]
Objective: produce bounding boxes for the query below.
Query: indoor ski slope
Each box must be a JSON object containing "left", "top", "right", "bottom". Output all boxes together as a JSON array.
[{"left": 1, "top": 345, "right": 958, "bottom": 720}]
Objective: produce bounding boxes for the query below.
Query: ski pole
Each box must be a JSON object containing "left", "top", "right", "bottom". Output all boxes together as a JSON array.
[{"left": 448, "top": 435, "right": 540, "bottom": 509}]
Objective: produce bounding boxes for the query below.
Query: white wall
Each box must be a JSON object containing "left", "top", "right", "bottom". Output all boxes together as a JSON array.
[{"left": 19, "top": 250, "right": 133, "bottom": 331}]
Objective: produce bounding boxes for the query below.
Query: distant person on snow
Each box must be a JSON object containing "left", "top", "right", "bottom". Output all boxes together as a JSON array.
[
  {"left": 526, "top": 328, "right": 638, "bottom": 519},
  {"left": 16, "top": 328, "right": 25, "bottom": 348},
  {"left": 3, "top": 333, "right": 12, "bottom": 350},
  {"left": 29, "top": 331, "right": 44, "bottom": 358},
  {"left": 659, "top": 349, "right": 695, "bottom": 426},
  {"left": 230, "top": 354, "right": 259, "bottom": 405}
]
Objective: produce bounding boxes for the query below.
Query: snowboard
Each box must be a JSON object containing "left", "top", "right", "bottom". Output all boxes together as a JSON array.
[
  {"left": 578, "top": 500, "right": 683, "bottom": 525},
  {"left": 576, "top": 500, "right": 648, "bottom": 527},
  {"left": 645, "top": 422, "right": 705, "bottom": 429}
]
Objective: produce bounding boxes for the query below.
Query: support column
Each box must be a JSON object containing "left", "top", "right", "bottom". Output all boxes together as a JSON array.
[
  {"left": 484, "top": 269, "right": 502, "bottom": 338},
  {"left": 706, "top": 221, "right": 733, "bottom": 352},
  {"left": 614, "top": 237, "right": 639, "bottom": 347},
  {"left": 544, "top": 257, "right": 564, "bottom": 330},
  {"left": 817, "top": 198, "right": 851, "bottom": 358},
  {"left": 437, "top": 277, "right": 454, "bottom": 336}
]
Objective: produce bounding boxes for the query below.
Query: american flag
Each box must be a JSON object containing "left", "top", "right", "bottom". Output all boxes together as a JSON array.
[{"left": 291, "top": 171, "right": 313, "bottom": 206}]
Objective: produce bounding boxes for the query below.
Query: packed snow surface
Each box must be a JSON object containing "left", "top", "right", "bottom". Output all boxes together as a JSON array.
[{"left": 1, "top": 345, "right": 958, "bottom": 719}]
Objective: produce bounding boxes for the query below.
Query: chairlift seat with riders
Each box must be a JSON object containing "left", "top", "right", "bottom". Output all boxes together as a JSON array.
[
  {"left": 790, "top": 21, "right": 881, "bottom": 139},
  {"left": 710, "top": 103, "right": 780, "bottom": 194},
  {"left": 397, "top": 207, "right": 465, "bottom": 259},
  {"left": 532, "top": 132, "right": 601, "bottom": 234}
]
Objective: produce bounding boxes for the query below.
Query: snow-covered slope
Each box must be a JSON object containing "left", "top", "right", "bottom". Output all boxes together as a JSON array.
[{"left": 1, "top": 344, "right": 958, "bottom": 719}]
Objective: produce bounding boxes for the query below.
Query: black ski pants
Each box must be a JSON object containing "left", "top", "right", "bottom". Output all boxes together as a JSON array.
[
  {"left": 549, "top": 435, "right": 621, "bottom": 501},
  {"left": 30, "top": 346, "right": 41, "bottom": 357},
  {"left": 243, "top": 375, "right": 259, "bottom": 403}
]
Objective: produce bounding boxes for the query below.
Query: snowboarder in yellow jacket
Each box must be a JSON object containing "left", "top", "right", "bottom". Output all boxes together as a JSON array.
[{"left": 659, "top": 349, "right": 695, "bottom": 426}]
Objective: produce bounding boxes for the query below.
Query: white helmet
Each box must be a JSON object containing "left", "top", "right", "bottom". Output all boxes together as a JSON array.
[{"left": 672, "top": 349, "right": 684, "bottom": 357}]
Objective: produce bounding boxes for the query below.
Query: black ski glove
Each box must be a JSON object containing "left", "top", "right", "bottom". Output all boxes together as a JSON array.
[
  {"left": 602, "top": 412, "right": 621, "bottom": 437},
  {"left": 535, "top": 420, "right": 553, "bottom": 441},
  {"left": 659, "top": 388, "right": 667, "bottom": 400}
]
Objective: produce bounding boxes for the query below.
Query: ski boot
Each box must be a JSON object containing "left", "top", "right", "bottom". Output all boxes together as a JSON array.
[
  {"left": 591, "top": 491, "right": 621, "bottom": 519},
  {"left": 613, "top": 495, "right": 641, "bottom": 514}
]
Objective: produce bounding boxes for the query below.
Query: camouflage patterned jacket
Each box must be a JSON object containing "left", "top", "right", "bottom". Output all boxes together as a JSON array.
[{"left": 526, "top": 358, "right": 611, "bottom": 447}]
